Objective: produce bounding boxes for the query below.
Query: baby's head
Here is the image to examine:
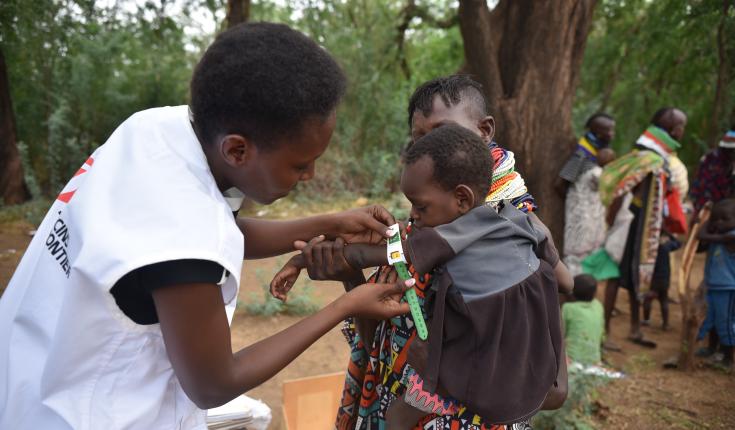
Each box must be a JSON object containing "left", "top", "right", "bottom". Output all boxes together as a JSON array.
[
  {"left": 597, "top": 147, "right": 616, "bottom": 167},
  {"left": 401, "top": 124, "right": 492, "bottom": 228},
  {"left": 709, "top": 198, "right": 735, "bottom": 234},
  {"left": 572, "top": 274, "right": 597, "bottom": 302}
]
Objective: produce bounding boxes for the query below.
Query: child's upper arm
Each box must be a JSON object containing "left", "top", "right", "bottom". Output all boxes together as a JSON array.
[
  {"left": 527, "top": 214, "right": 574, "bottom": 292},
  {"left": 553, "top": 261, "right": 574, "bottom": 294},
  {"left": 528, "top": 214, "right": 560, "bottom": 267}
]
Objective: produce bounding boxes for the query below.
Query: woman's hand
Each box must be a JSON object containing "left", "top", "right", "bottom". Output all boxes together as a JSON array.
[
  {"left": 331, "top": 205, "right": 405, "bottom": 244},
  {"left": 295, "top": 236, "right": 365, "bottom": 282},
  {"left": 339, "top": 276, "right": 413, "bottom": 320}
]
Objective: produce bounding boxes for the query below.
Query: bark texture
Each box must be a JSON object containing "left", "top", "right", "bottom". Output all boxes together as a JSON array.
[
  {"left": 226, "top": 0, "right": 250, "bottom": 29},
  {"left": 0, "top": 47, "right": 31, "bottom": 205},
  {"left": 708, "top": 0, "right": 733, "bottom": 146},
  {"left": 458, "top": 0, "right": 598, "bottom": 243}
]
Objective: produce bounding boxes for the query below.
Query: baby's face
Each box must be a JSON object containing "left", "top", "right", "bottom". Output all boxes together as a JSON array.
[{"left": 400, "top": 156, "right": 462, "bottom": 229}]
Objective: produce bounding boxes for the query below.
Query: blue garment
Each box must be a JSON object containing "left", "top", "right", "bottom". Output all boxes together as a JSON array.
[
  {"left": 705, "top": 243, "right": 735, "bottom": 290},
  {"left": 698, "top": 290, "right": 735, "bottom": 346}
]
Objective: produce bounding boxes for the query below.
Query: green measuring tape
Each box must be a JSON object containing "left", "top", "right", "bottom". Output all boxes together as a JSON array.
[{"left": 387, "top": 226, "right": 428, "bottom": 340}]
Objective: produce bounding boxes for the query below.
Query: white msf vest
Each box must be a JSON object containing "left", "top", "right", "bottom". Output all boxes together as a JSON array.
[{"left": 0, "top": 106, "right": 244, "bottom": 429}]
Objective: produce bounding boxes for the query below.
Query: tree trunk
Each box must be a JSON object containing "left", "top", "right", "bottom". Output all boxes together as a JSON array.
[
  {"left": 707, "top": 0, "right": 732, "bottom": 147},
  {"left": 458, "top": 0, "right": 598, "bottom": 244},
  {"left": 226, "top": 0, "right": 250, "bottom": 29},
  {"left": 225, "top": 0, "right": 252, "bottom": 214},
  {"left": 0, "top": 46, "right": 31, "bottom": 205}
]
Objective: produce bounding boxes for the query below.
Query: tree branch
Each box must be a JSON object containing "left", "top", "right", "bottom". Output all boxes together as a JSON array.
[
  {"left": 395, "top": 1, "right": 459, "bottom": 79},
  {"left": 458, "top": 0, "right": 502, "bottom": 103},
  {"left": 708, "top": 0, "right": 732, "bottom": 146}
]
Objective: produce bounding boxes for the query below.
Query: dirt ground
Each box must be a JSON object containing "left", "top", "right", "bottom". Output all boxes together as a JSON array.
[{"left": 1, "top": 220, "right": 734, "bottom": 429}]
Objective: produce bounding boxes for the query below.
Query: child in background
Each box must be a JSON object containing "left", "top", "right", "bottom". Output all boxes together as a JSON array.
[
  {"left": 272, "top": 124, "right": 570, "bottom": 428},
  {"left": 696, "top": 198, "right": 735, "bottom": 369},
  {"left": 642, "top": 231, "right": 682, "bottom": 330},
  {"left": 563, "top": 275, "right": 605, "bottom": 365}
]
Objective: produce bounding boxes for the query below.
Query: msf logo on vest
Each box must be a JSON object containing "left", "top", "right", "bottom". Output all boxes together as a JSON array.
[{"left": 47, "top": 156, "right": 94, "bottom": 277}]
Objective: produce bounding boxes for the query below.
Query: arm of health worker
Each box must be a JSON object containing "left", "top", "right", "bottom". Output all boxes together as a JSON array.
[
  {"left": 237, "top": 205, "right": 398, "bottom": 259},
  {"left": 152, "top": 277, "right": 412, "bottom": 409}
]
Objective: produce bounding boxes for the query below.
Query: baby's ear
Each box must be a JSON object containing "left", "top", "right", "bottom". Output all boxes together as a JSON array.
[{"left": 454, "top": 185, "right": 476, "bottom": 214}]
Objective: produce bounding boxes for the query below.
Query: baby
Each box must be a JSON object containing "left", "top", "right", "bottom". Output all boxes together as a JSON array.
[{"left": 272, "top": 124, "right": 570, "bottom": 426}]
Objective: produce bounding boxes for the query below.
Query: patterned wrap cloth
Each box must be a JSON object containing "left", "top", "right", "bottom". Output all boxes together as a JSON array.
[
  {"left": 335, "top": 267, "right": 530, "bottom": 430},
  {"left": 598, "top": 126, "right": 680, "bottom": 294},
  {"left": 335, "top": 142, "right": 538, "bottom": 430}
]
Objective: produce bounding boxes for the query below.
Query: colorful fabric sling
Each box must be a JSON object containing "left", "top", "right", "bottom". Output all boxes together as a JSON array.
[
  {"left": 598, "top": 125, "right": 681, "bottom": 294},
  {"left": 335, "top": 268, "right": 515, "bottom": 430}
]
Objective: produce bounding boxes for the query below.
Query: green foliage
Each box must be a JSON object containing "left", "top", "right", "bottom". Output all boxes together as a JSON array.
[
  {"left": 3, "top": 0, "right": 731, "bottom": 202},
  {"left": 0, "top": 198, "right": 51, "bottom": 226},
  {"left": 576, "top": 0, "right": 735, "bottom": 169},
  {"left": 243, "top": 263, "right": 321, "bottom": 316},
  {"left": 2, "top": 0, "right": 196, "bottom": 196},
  {"left": 266, "top": 0, "right": 462, "bottom": 198},
  {"left": 533, "top": 368, "right": 609, "bottom": 430},
  {"left": 624, "top": 353, "right": 656, "bottom": 373},
  {"left": 2, "top": 0, "right": 465, "bottom": 200}
]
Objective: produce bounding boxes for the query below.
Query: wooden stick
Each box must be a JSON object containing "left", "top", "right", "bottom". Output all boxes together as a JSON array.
[{"left": 676, "top": 205, "right": 711, "bottom": 371}]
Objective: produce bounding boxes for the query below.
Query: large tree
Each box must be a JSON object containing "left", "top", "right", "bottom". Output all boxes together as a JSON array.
[
  {"left": 458, "top": 0, "right": 598, "bottom": 242},
  {"left": 0, "top": 46, "right": 31, "bottom": 205},
  {"left": 226, "top": 0, "right": 250, "bottom": 28}
]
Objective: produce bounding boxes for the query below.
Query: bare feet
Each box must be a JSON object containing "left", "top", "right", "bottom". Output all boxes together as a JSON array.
[{"left": 627, "top": 332, "right": 656, "bottom": 348}]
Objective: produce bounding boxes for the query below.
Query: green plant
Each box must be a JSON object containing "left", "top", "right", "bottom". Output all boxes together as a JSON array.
[
  {"left": 625, "top": 353, "right": 656, "bottom": 373},
  {"left": 533, "top": 367, "right": 609, "bottom": 430},
  {"left": 243, "top": 264, "right": 321, "bottom": 316},
  {"left": 0, "top": 199, "right": 52, "bottom": 226}
]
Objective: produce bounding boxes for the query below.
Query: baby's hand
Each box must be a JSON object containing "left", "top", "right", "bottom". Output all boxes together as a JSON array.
[{"left": 270, "top": 257, "right": 303, "bottom": 302}]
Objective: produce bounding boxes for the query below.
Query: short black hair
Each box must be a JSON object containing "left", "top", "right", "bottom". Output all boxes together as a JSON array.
[
  {"left": 585, "top": 112, "right": 614, "bottom": 128},
  {"left": 407, "top": 75, "right": 488, "bottom": 128},
  {"left": 403, "top": 124, "right": 492, "bottom": 198},
  {"left": 190, "top": 22, "right": 346, "bottom": 149},
  {"left": 651, "top": 107, "right": 676, "bottom": 128},
  {"left": 573, "top": 274, "right": 597, "bottom": 302}
]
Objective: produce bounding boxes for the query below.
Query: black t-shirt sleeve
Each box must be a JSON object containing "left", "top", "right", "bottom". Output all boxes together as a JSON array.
[{"left": 110, "top": 259, "right": 225, "bottom": 325}]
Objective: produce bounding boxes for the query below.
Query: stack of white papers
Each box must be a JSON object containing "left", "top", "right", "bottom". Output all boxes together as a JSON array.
[{"left": 207, "top": 395, "right": 272, "bottom": 430}]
